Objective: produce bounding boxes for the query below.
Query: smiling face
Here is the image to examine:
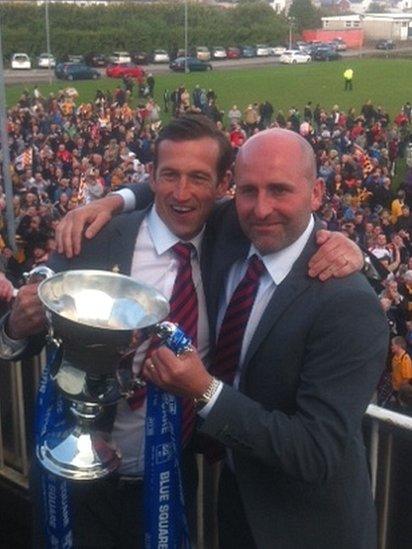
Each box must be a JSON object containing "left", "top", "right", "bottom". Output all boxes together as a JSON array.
[
  {"left": 234, "top": 129, "right": 323, "bottom": 255},
  {"left": 150, "top": 138, "right": 229, "bottom": 240}
]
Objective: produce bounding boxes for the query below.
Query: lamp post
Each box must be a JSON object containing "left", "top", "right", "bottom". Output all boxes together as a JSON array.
[
  {"left": 45, "top": 0, "right": 52, "bottom": 85},
  {"left": 184, "top": 0, "right": 188, "bottom": 74},
  {"left": 288, "top": 17, "right": 295, "bottom": 50},
  {"left": 0, "top": 21, "right": 16, "bottom": 250}
]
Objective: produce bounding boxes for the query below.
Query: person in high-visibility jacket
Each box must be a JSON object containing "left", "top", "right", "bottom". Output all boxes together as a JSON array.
[{"left": 343, "top": 68, "right": 353, "bottom": 91}]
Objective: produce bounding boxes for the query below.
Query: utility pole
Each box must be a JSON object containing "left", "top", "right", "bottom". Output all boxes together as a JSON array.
[
  {"left": 45, "top": 0, "right": 52, "bottom": 85},
  {"left": 184, "top": 0, "right": 189, "bottom": 74},
  {"left": 0, "top": 21, "right": 16, "bottom": 251}
]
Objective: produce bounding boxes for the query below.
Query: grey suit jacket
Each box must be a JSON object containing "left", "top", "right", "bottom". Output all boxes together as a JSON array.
[{"left": 200, "top": 210, "right": 388, "bottom": 549}]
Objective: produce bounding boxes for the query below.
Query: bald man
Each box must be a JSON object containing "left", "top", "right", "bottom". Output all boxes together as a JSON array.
[{"left": 144, "top": 129, "right": 388, "bottom": 549}]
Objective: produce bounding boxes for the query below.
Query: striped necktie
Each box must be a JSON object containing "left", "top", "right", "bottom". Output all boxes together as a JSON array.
[
  {"left": 209, "top": 254, "right": 265, "bottom": 384},
  {"left": 129, "top": 242, "right": 198, "bottom": 445}
]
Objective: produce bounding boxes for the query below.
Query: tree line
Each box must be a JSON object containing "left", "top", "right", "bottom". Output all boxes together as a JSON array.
[{"left": 0, "top": 1, "right": 321, "bottom": 60}]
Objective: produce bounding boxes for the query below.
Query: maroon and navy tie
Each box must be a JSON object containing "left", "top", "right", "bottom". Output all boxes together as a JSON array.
[
  {"left": 202, "top": 254, "right": 265, "bottom": 463},
  {"left": 209, "top": 254, "right": 266, "bottom": 384},
  {"left": 128, "top": 242, "right": 198, "bottom": 445}
]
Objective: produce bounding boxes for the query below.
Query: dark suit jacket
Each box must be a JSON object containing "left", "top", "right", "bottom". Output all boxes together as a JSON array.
[{"left": 199, "top": 206, "right": 388, "bottom": 549}]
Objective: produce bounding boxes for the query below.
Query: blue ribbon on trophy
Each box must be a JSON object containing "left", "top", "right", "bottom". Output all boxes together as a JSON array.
[
  {"left": 35, "top": 344, "right": 74, "bottom": 549},
  {"left": 144, "top": 323, "right": 192, "bottom": 549}
]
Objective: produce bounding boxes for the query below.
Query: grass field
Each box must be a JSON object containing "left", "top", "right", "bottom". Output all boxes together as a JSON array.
[{"left": 6, "top": 58, "right": 412, "bottom": 123}]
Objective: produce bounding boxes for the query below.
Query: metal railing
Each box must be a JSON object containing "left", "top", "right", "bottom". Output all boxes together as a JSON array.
[{"left": 1, "top": 359, "right": 412, "bottom": 549}]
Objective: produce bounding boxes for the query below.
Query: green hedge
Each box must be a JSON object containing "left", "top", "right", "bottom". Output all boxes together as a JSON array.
[{"left": 1, "top": 2, "right": 288, "bottom": 60}]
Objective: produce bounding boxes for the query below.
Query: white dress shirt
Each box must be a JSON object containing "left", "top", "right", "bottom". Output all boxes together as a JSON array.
[
  {"left": 200, "top": 215, "right": 314, "bottom": 417},
  {"left": 112, "top": 206, "right": 209, "bottom": 474}
]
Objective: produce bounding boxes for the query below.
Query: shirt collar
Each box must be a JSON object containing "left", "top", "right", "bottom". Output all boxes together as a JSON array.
[
  {"left": 147, "top": 206, "right": 204, "bottom": 257},
  {"left": 248, "top": 215, "right": 314, "bottom": 286}
]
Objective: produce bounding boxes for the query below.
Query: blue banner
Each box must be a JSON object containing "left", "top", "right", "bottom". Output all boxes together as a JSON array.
[
  {"left": 35, "top": 345, "right": 74, "bottom": 549},
  {"left": 144, "top": 383, "right": 191, "bottom": 549}
]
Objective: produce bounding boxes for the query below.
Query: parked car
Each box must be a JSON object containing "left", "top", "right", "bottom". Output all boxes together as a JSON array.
[
  {"left": 106, "top": 62, "right": 145, "bottom": 80},
  {"left": 84, "top": 52, "right": 108, "bottom": 67},
  {"left": 196, "top": 47, "right": 211, "bottom": 61},
  {"left": 61, "top": 54, "right": 85, "bottom": 64},
  {"left": 108, "top": 51, "right": 131, "bottom": 64},
  {"left": 37, "top": 53, "right": 56, "bottom": 69},
  {"left": 313, "top": 46, "right": 341, "bottom": 61},
  {"left": 10, "top": 53, "right": 31, "bottom": 70},
  {"left": 130, "top": 51, "right": 149, "bottom": 65},
  {"left": 279, "top": 50, "right": 311, "bottom": 64},
  {"left": 256, "top": 44, "right": 270, "bottom": 56},
  {"left": 269, "top": 46, "right": 287, "bottom": 56},
  {"left": 226, "top": 46, "right": 241, "bottom": 59},
  {"left": 376, "top": 39, "right": 395, "bottom": 50},
  {"left": 55, "top": 63, "right": 100, "bottom": 81},
  {"left": 296, "top": 41, "right": 309, "bottom": 52},
  {"left": 212, "top": 46, "right": 227, "bottom": 60},
  {"left": 152, "top": 49, "right": 170, "bottom": 63},
  {"left": 331, "top": 38, "right": 347, "bottom": 51},
  {"left": 169, "top": 57, "right": 212, "bottom": 72},
  {"left": 241, "top": 45, "right": 256, "bottom": 58}
]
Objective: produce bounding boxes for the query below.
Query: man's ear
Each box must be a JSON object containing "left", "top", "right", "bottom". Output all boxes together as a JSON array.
[
  {"left": 215, "top": 170, "right": 232, "bottom": 199},
  {"left": 311, "top": 178, "right": 325, "bottom": 212}
]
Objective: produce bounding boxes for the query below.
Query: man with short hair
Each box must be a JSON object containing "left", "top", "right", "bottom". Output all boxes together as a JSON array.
[{"left": 142, "top": 129, "right": 388, "bottom": 548}]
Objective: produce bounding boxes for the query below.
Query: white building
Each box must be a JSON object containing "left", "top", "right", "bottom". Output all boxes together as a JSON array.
[{"left": 322, "top": 13, "right": 412, "bottom": 40}]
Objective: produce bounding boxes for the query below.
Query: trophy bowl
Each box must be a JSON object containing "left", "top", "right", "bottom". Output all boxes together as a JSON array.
[{"left": 36, "top": 269, "right": 170, "bottom": 480}]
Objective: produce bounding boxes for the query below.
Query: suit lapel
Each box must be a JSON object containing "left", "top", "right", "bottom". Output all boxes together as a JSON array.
[{"left": 107, "top": 209, "right": 149, "bottom": 275}]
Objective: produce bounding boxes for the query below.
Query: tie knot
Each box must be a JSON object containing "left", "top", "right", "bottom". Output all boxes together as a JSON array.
[
  {"left": 172, "top": 242, "right": 194, "bottom": 263},
  {"left": 246, "top": 254, "right": 265, "bottom": 281}
]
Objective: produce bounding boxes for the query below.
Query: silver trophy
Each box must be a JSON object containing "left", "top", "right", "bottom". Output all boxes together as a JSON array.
[{"left": 33, "top": 269, "right": 188, "bottom": 481}]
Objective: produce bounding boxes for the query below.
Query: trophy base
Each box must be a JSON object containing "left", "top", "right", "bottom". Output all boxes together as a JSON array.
[{"left": 37, "top": 427, "right": 122, "bottom": 481}]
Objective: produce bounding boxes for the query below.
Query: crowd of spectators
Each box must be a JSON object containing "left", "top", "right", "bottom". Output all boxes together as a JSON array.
[{"left": 1, "top": 80, "right": 412, "bottom": 408}]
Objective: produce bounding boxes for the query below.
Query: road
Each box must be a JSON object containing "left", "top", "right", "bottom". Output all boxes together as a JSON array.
[{"left": 4, "top": 46, "right": 412, "bottom": 85}]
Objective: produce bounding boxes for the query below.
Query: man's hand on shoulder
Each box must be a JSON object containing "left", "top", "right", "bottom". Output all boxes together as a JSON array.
[
  {"left": 55, "top": 194, "right": 124, "bottom": 258},
  {"left": 308, "top": 229, "right": 363, "bottom": 281},
  {"left": 7, "top": 284, "right": 47, "bottom": 340}
]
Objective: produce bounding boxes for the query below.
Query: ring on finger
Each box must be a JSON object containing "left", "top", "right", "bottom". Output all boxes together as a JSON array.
[{"left": 148, "top": 361, "right": 156, "bottom": 371}]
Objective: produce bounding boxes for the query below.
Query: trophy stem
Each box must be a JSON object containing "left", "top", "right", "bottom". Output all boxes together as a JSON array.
[{"left": 37, "top": 400, "right": 121, "bottom": 481}]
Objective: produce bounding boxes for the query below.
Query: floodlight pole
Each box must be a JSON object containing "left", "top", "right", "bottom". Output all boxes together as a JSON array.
[
  {"left": 45, "top": 0, "right": 52, "bottom": 85},
  {"left": 288, "top": 17, "right": 294, "bottom": 50},
  {"left": 184, "top": 0, "right": 189, "bottom": 74},
  {"left": 0, "top": 20, "right": 16, "bottom": 251}
]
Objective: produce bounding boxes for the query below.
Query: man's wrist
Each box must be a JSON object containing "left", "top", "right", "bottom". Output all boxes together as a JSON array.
[
  {"left": 110, "top": 188, "right": 136, "bottom": 213},
  {"left": 0, "top": 312, "right": 28, "bottom": 359},
  {"left": 193, "top": 376, "right": 222, "bottom": 411},
  {"left": 105, "top": 193, "right": 126, "bottom": 214}
]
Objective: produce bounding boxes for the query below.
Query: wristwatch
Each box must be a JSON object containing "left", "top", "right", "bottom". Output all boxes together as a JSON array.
[{"left": 193, "top": 377, "right": 222, "bottom": 411}]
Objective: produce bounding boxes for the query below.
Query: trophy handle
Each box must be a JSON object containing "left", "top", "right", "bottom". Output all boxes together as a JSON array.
[{"left": 23, "top": 265, "right": 55, "bottom": 284}]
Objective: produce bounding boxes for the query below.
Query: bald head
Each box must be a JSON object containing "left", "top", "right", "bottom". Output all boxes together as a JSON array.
[
  {"left": 235, "top": 128, "right": 317, "bottom": 187},
  {"left": 234, "top": 128, "right": 323, "bottom": 255}
]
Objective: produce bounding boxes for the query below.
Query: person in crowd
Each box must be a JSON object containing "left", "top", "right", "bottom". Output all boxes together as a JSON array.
[{"left": 390, "top": 336, "right": 412, "bottom": 395}]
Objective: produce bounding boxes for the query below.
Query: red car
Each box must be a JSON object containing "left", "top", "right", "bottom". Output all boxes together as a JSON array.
[
  {"left": 227, "top": 47, "right": 241, "bottom": 59},
  {"left": 106, "top": 62, "right": 145, "bottom": 81}
]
